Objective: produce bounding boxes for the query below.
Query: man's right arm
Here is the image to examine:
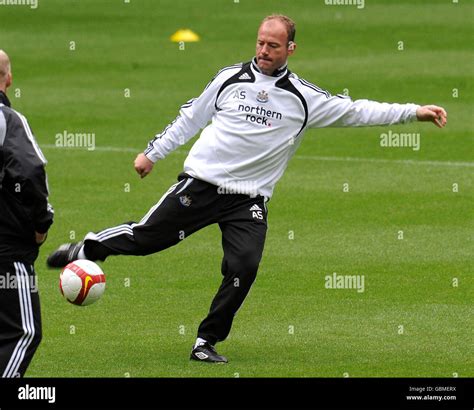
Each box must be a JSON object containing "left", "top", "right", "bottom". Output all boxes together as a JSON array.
[
  {"left": 135, "top": 64, "right": 242, "bottom": 178},
  {"left": 134, "top": 96, "right": 208, "bottom": 178}
]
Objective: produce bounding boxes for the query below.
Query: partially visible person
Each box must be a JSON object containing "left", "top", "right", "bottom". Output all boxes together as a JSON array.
[{"left": 0, "top": 49, "right": 54, "bottom": 377}]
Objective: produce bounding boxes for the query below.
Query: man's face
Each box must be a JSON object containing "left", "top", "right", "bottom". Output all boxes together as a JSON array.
[
  {"left": 0, "top": 50, "right": 12, "bottom": 90},
  {"left": 256, "top": 20, "right": 295, "bottom": 75}
]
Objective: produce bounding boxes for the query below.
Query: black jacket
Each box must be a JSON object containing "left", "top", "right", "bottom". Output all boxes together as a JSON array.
[{"left": 0, "top": 91, "right": 54, "bottom": 264}]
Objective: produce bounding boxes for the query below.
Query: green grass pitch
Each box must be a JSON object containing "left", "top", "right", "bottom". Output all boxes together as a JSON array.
[{"left": 0, "top": 0, "right": 472, "bottom": 377}]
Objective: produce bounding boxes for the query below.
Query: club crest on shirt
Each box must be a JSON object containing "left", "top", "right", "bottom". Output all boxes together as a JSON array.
[
  {"left": 179, "top": 194, "right": 192, "bottom": 207},
  {"left": 256, "top": 90, "right": 269, "bottom": 103}
]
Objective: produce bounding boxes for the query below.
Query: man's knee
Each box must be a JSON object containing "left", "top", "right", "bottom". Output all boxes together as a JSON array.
[{"left": 222, "top": 248, "right": 262, "bottom": 280}]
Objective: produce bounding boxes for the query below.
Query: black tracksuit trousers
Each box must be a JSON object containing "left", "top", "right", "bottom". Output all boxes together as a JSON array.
[
  {"left": 0, "top": 262, "right": 42, "bottom": 377},
  {"left": 83, "top": 174, "right": 267, "bottom": 345}
]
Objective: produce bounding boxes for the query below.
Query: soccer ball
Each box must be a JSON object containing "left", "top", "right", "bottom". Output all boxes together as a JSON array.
[{"left": 59, "top": 260, "right": 106, "bottom": 306}]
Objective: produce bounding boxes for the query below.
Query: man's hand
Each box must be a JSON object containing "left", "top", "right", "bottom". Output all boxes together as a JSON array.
[
  {"left": 35, "top": 231, "right": 47, "bottom": 245},
  {"left": 134, "top": 153, "right": 154, "bottom": 178},
  {"left": 416, "top": 105, "right": 447, "bottom": 128}
]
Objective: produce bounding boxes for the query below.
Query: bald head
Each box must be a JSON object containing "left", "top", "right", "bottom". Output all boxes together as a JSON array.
[
  {"left": 0, "top": 50, "right": 12, "bottom": 91},
  {"left": 259, "top": 15, "right": 296, "bottom": 44}
]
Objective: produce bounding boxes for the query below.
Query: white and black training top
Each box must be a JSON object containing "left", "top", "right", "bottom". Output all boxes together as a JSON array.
[{"left": 145, "top": 58, "right": 419, "bottom": 199}]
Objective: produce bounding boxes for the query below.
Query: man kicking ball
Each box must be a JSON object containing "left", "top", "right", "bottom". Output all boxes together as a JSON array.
[{"left": 47, "top": 14, "right": 447, "bottom": 363}]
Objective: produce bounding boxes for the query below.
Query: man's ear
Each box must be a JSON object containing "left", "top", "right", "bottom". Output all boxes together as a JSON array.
[
  {"left": 5, "top": 72, "right": 12, "bottom": 89},
  {"left": 288, "top": 41, "right": 296, "bottom": 54}
]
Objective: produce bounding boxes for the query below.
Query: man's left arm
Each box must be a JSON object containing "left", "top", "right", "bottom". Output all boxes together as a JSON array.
[{"left": 306, "top": 93, "right": 447, "bottom": 129}]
